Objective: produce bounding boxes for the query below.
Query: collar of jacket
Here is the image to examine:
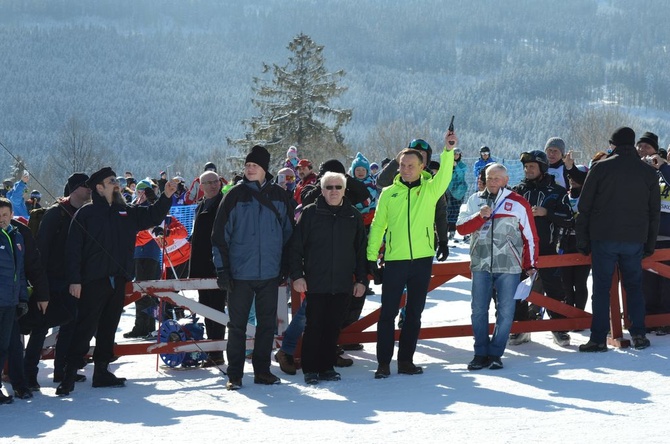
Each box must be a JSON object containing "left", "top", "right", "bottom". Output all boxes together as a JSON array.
[
  {"left": 610, "top": 145, "right": 638, "bottom": 157},
  {"left": 394, "top": 169, "right": 432, "bottom": 188}
]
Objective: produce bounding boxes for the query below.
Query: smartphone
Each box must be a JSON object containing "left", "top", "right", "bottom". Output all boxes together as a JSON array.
[{"left": 278, "top": 173, "right": 286, "bottom": 184}]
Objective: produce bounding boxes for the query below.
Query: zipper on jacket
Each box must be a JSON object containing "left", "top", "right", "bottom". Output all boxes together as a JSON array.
[{"left": 407, "top": 187, "right": 413, "bottom": 260}]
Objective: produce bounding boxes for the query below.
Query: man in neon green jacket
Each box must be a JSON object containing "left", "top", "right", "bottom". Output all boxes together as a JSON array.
[{"left": 368, "top": 129, "right": 457, "bottom": 379}]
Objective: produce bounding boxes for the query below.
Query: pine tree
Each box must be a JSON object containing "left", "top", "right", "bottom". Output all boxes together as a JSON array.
[{"left": 231, "top": 33, "right": 352, "bottom": 169}]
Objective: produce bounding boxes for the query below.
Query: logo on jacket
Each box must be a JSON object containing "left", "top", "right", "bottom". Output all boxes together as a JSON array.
[
  {"left": 505, "top": 202, "right": 513, "bottom": 211},
  {"left": 391, "top": 193, "right": 398, "bottom": 198},
  {"left": 119, "top": 211, "right": 128, "bottom": 216}
]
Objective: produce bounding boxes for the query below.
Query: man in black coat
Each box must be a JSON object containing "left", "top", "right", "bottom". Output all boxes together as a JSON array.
[
  {"left": 188, "top": 170, "right": 226, "bottom": 367},
  {"left": 23, "top": 173, "right": 91, "bottom": 390},
  {"left": 56, "top": 167, "right": 177, "bottom": 396},
  {"left": 511, "top": 150, "right": 574, "bottom": 347},
  {"left": 576, "top": 127, "right": 661, "bottom": 352},
  {"left": 289, "top": 171, "right": 368, "bottom": 384}
]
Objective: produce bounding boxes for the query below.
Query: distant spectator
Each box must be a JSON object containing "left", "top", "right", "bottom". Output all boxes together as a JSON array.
[
  {"left": 473, "top": 146, "right": 495, "bottom": 181},
  {"left": 284, "top": 146, "right": 300, "bottom": 177},
  {"left": 6, "top": 172, "right": 30, "bottom": 219},
  {"left": 446, "top": 148, "right": 468, "bottom": 239},
  {"left": 294, "top": 159, "right": 318, "bottom": 205}
]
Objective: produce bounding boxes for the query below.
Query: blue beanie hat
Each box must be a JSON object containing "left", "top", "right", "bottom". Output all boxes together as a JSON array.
[{"left": 349, "top": 152, "right": 370, "bottom": 177}]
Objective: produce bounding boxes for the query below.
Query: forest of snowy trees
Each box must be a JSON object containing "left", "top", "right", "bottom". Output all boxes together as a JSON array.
[{"left": 1, "top": 0, "right": 670, "bottom": 197}]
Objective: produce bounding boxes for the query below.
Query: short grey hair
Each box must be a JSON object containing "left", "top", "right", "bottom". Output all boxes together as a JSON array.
[
  {"left": 485, "top": 163, "right": 508, "bottom": 177},
  {"left": 320, "top": 172, "right": 346, "bottom": 189}
]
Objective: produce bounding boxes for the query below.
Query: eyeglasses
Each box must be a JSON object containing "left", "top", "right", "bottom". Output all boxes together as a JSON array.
[
  {"left": 324, "top": 185, "right": 343, "bottom": 190},
  {"left": 106, "top": 177, "right": 119, "bottom": 185},
  {"left": 201, "top": 180, "right": 219, "bottom": 185},
  {"left": 408, "top": 139, "right": 429, "bottom": 150}
]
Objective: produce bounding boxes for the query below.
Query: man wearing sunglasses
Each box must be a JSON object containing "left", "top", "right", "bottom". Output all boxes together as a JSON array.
[
  {"left": 56, "top": 167, "right": 178, "bottom": 396},
  {"left": 367, "top": 129, "right": 457, "bottom": 379}
]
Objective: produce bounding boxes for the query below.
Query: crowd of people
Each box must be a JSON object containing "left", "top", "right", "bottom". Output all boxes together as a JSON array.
[{"left": 1, "top": 124, "right": 668, "bottom": 403}]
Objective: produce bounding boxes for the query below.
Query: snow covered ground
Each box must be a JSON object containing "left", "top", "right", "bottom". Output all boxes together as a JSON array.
[{"left": 3, "top": 243, "right": 670, "bottom": 443}]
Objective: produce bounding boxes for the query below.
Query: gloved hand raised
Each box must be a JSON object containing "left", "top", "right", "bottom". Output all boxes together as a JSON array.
[{"left": 368, "top": 260, "right": 383, "bottom": 285}]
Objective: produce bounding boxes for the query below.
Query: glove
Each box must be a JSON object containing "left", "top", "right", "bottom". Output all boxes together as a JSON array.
[
  {"left": 16, "top": 302, "right": 29, "bottom": 319},
  {"left": 436, "top": 241, "right": 449, "bottom": 262},
  {"left": 368, "top": 260, "right": 383, "bottom": 285},
  {"left": 576, "top": 240, "right": 591, "bottom": 256},
  {"left": 151, "top": 226, "right": 164, "bottom": 237},
  {"left": 216, "top": 271, "right": 233, "bottom": 293}
]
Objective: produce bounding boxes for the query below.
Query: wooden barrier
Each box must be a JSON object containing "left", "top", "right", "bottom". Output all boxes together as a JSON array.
[{"left": 38, "top": 249, "right": 670, "bottom": 361}]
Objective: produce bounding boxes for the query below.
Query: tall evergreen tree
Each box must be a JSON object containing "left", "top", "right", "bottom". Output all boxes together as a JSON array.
[{"left": 231, "top": 33, "right": 352, "bottom": 167}]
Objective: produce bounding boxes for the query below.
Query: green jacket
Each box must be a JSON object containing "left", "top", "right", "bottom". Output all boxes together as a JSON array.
[{"left": 367, "top": 148, "right": 454, "bottom": 261}]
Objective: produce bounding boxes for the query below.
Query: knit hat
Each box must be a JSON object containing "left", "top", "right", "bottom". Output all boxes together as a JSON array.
[
  {"left": 245, "top": 145, "right": 271, "bottom": 172},
  {"left": 287, "top": 146, "right": 298, "bottom": 159},
  {"left": 480, "top": 146, "right": 491, "bottom": 154},
  {"left": 136, "top": 179, "right": 155, "bottom": 191},
  {"left": 349, "top": 152, "right": 370, "bottom": 176},
  {"left": 65, "top": 173, "right": 89, "bottom": 197},
  {"left": 609, "top": 127, "right": 636, "bottom": 147},
  {"left": 370, "top": 162, "right": 379, "bottom": 171},
  {"left": 30, "top": 190, "right": 41, "bottom": 200},
  {"left": 318, "top": 159, "right": 346, "bottom": 176},
  {"left": 636, "top": 131, "right": 659, "bottom": 152},
  {"left": 86, "top": 167, "right": 116, "bottom": 188},
  {"left": 544, "top": 137, "right": 566, "bottom": 155},
  {"left": 297, "top": 158, "right": 313, "bottom": 169}
]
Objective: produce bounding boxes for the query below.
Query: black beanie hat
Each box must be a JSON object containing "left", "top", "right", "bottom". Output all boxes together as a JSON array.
[
  {"left": 609, "top": 127, "right": 636, "bottom": 147},
  {"left": 637, "top": 131, "right": 659, "bottom": 152},
  {"left": 319, "top": 159, "right": 346, "bottom": 175},
  {"left": 64, "top": 172, "right": 90, "bottom": 197},
  {"left": 245, "top": 145, "right": 271, "bottom": 172},
  {"left": 86, "top": 167, "right": 116, "bottom": 188}
]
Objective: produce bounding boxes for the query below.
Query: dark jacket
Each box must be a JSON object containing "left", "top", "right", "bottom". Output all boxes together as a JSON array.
[
  {"left": 11, "top": 219, "right": 49, "bottom": 303},
  {"left": 37, "top": 198, "right": 77, "bottom": 286},
  {"left": 576, "top": 145, "right": 661, "bottom": 255},
  {"left": 513, "top": 173, "right": 573, "bottom": 255},
  {"left": 212, "top": 175, "right": 294, "bottom": 280},
  {"left": 189, "top": 192, "right": 224, "bottom": 278},
  {"left": 376, "top": 158, "right": 449, "bottom": 244},
  {"left": 66, "top": 191, "right": 172, "bottom": 284},
  {"left": 289, "top": 195, "right": 368, "bottom": 294},
  {"left": 0, "top": 223, "right": 28, "bottom": 307}
]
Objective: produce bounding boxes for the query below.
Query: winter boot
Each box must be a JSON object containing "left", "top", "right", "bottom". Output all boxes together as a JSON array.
[
  {"left": 55, "top": 366, "right": 77, "bottom": 396},
  {"left": 92, "top": 364, "right": 126, "bottom": 388}
]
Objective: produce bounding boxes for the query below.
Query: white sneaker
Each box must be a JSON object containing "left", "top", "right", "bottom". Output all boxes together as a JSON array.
[
  {"left": 508, "top": 332, "right": 531, "bottom": 346},
  {"left": 551, "top": 331, "right": 571, "bottom": 347}
]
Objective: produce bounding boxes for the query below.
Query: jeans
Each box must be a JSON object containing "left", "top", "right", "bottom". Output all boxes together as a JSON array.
[
  {"left": 377, "top": 257, "right": 433, "bottom": 365},
  {"left": 226, "top": 278, "right": 278, "bottom": 379},
  {"left": 590, "top": 240, "right": 646, "bottom": 343},
  {"left": 280, "top": 298, "right": 306, "bottom": 355},
  {"left": 471, "top": 271, "right": 520, "bottom": 358}
]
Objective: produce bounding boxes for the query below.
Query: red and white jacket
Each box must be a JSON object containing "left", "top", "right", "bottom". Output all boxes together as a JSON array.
[{"left": 457, "top": 187, "right": 538, "bottom": 274}]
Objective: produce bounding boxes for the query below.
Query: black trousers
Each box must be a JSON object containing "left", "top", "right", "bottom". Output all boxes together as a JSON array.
[
  {"left": 65, "top": 276, "right": 126, "bottom": 370},
  {"left": 302, "top": 292, "right": 349, "bottom": 373},
  {"left": 226, "top": 278, "right": 278, "bottom": 379},
  {"left": 199, "top": 288, "right": 227, "bottom": 358},
  {"left": 133, "top": 258, "right": 161, "bottom": 334}
]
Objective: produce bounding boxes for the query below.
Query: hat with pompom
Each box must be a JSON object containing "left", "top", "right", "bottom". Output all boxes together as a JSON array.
[{"left": 349, "top": 152, "right": 370, "bottom": 177}]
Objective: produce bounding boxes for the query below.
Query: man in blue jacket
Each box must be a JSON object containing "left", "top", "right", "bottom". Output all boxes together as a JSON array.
[
  {"left": 0, "top": 198, "right": 29, "bottom": 405},
  {"left": 212, "top": 145, "right": 294, "bottom": 390}
]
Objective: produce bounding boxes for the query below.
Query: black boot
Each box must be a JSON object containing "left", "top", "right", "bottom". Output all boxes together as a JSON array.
[
  {"left": 92, "top": 364, "right": 126, "bottom": 388},
  {"left": 55, "top": 366, "right": 77, "bottom": 396}
]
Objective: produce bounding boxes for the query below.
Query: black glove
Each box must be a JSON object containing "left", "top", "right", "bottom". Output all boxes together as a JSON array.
[
  {"left": 16, "top": 302, "right": 29, "bottom": 319},
  {"left": 151, "top": 226, "right": 164, "bottom": 237},
  {"left": 576, "top": 240, "right": 591, "bottom": 256},
  {"left": 436, "top": 241, "right": 449, "bottom": 262},
  {"left": 368, "top": 260, "right": 383, "bottom": 285},
  {"left": 216, "top": 271, "right": 233, "bottom": 293}
]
